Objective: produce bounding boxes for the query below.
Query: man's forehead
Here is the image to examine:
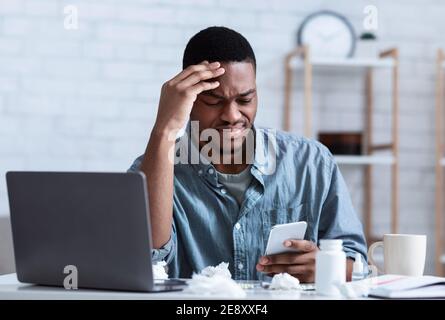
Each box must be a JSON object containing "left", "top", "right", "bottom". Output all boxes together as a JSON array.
[
  {"left": 219, "top": 61, "right": 255, "bottom": 78},
  {"left": 200, "top": 61, "right": 256, "bottom": 99}
]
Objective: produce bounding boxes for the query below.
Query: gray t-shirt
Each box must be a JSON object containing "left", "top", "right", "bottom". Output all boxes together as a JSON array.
[
  {"left": 188, "top": 131, "right": 253, "bottom": 206},
  {"left": 217, "top": 165, "right": 253, "bottom": 206}
]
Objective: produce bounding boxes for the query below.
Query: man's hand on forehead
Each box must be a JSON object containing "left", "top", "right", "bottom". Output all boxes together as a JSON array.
[{"left": 154, "top": 60, "right": 225, "bottom": 132}]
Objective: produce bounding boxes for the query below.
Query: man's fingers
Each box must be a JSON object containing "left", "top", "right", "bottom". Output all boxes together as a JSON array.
[
  {"left": 256, "top": 263, "right": 307, "bottom": 275},
  {"left": 188, "top": 80, "right": 220, "bottom": 96},
  {"left": 169, "top": 62, "right": 210, "bottom": 84},
  {"left": 283, "top": 239, "right": 317, "bottom": 253},
  {"left": 256, "top": 241, "right": 317, "bottom": 283},
  {"left": 170, "top": 61, "right": 219, "bottom": 85},
  {"left": 177, "top": 67, "right": 225, "bottom": 90},
  {"left": 259, "top": 253, "right": 297, "bottom": 265},
  {"left": 292, "top": 251, "right": 316, "bottom": 265},
  {"left": 259, "top": 250, "right": 316, "bottom": 266}
]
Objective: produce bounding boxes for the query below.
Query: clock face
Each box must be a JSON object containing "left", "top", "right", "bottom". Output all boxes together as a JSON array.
[{"left": 298, "top": 11, "right": 356, "bottom": 59}]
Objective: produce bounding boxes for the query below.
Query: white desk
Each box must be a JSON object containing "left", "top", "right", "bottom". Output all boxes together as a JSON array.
[{"left": 0, "top": 273, "right": 367, "bottom": 300}]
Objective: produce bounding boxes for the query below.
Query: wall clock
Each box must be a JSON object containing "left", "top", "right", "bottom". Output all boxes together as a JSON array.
[{"left": 297, "top": 10, "right": 356, "bottom": 59}]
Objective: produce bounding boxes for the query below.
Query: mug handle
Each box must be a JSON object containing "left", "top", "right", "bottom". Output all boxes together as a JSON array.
[{"left": 367, "top": 241, "right": 384, "bottom": 275}]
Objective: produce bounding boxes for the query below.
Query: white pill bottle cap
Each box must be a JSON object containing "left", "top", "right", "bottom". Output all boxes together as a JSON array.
[{"left": 319, "top": 239, "right": 343, "bottom": 251}]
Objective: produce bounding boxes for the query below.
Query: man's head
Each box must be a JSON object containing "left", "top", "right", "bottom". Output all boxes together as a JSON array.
[
  {"left": 183, "top": 26, "right": 256, "bottom": 70},
  {"left": 183, "top": 26, "right": 257, "bottom": 156}
]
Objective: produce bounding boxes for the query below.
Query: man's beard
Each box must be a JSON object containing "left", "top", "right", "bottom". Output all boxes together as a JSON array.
[{"left": 204, "top": 126, "right": 255, "bottom": 164}]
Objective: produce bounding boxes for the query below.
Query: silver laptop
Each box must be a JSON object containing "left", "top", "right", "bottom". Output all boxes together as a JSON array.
[{"left": 6, "top": 171, "right": 184, "bottom": 292}]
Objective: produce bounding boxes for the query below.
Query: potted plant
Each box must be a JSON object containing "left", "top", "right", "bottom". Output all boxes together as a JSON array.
[{"left": 355, "top": 32, "right": 378, "bottom": 58}]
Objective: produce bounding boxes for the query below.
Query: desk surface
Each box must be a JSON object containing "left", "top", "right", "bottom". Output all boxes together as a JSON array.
[{"left": 0, "top": 273, "right": 369, "bottom": 300}]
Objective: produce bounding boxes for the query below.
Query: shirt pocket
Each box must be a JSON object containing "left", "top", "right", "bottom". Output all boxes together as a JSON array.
[{"left": 261, "top": 203, "right": 310, "bottom": 249}]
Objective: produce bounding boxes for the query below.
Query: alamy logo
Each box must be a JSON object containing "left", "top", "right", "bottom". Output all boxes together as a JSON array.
[
  {"left": 168, "top": 121, "right": 277, "bottom": 175},
  {"left": 63, "top": 5, "right": 79, "bottom": 30},
  {"left": 63, "top": 265, "right": 78, "bottom": 290},
  {"left": 363, "top": 5, "right": 378, "bottom": 31}
]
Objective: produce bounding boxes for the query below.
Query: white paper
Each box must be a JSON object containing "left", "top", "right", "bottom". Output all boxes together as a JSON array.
[
  {"left": 152, "top": 261, "right": 169, "bottom": 279},
  {"left": 184, "top": 262, "right": 246, "bottom": 298},
  {"left": 200, "top": 262, "right": 232, "bottom": 279},
  {"left": 268, "top": 273, "right": 302, "bottom": 290}
]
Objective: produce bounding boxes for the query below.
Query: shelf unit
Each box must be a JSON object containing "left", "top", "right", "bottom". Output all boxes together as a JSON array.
[
  {"left": 334, "top": 155, "right": 395, "bottom": 166},
  {"left": 435, "top": 49, "right": 445, "bottom": 276},
  {"left": 283, "top": 45, "right": 399, "bottom": 244}
]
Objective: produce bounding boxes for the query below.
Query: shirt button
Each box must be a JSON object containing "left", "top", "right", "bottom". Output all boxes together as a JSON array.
[
  {"left": 238, "top": 263, "right": 244, "bottom": 270},
  {"left": 208, "top": 168, "right": 214, "bottom": 175},
  {"left": 221, "top": 188, "right": 227, "bottom": 194},
  {"left": 235, "top": 223, "right": 241, "bottom": 230},
  {"left": 198, "top": 169, "right": 203, "bottom": 175}
]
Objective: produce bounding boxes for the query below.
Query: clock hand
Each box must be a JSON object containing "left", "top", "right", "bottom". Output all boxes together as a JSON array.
[
  {"left": 316, "top": 31, "right": 330, "bottom": 41},
  {"left": 326, "top": 28, "right": 347, "bottom": 40}
]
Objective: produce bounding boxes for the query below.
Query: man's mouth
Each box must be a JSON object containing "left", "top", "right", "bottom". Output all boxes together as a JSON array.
[{"left": 216, "top": 124, "right": 247, "bottom": 139}]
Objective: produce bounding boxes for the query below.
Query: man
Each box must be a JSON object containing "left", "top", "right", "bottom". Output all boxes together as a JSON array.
[{"left": 129, "top": 26, "right": 367, "bottom": 282}]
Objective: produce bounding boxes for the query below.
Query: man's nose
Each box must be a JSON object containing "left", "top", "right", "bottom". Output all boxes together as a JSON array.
[{"left": 220, "top": 102, "right": 242, "bottom": 124}]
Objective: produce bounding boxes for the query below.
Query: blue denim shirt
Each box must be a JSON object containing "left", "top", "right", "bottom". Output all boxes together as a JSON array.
[{"left": 128, "top": 127, "right": 368, "bottom": 280}]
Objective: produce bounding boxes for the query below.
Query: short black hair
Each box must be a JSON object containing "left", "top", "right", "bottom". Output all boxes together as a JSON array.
[{"left": 182, "top": 26, "right": 256, "bottom": 70}]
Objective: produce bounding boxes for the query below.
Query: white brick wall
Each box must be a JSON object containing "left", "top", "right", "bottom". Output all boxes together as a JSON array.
[{"left": 0, "top": 0, "right": 443, "bottom": 274}]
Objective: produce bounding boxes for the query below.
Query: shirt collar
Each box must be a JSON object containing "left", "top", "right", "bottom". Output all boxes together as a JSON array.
[{"left": 175, "top": 121, "right": 277, "bottom": 185}]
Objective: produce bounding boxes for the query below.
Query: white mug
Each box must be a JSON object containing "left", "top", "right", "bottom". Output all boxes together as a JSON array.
[{"left": 367, "top": 234, "right": 427, "bottom": 276}]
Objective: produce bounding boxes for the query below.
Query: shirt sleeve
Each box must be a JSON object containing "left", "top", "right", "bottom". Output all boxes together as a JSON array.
[
  {"left": 318, "top": 158, "right": 369, "bottom": 266},
  {"left": 151, "top": 223, "right": 177, "bottom": 264},
  {"left": 127, "top": 154, "right": 144, "bottom": 173}
]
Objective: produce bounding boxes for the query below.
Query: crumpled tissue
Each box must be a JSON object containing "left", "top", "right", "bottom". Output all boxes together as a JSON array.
[
  {"left": 338, "top": 277, "right": 377, "bottom": 298},
  {"left": 184, "top": 262, "right": 246, "bottom": 298},
  {"left": 200, "top": 262, "right": 232, "bottom": 278},
  {"left": 152, "top": 261, "right": 169, "bottom": 279},
  {"left": 268, "top": 273, "right": 302, "bottom": 290}
]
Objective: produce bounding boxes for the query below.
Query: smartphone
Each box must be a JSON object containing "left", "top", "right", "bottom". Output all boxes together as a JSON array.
[{"left": 264, "top": 221, "right": 308, "bottom": 255}]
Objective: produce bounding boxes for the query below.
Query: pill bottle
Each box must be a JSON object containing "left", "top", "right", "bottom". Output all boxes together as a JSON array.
[
  {"left": 352, "top": 252, "right": 365, "bottom": 281},
  {"left": 315, "top": 239, "right": 346, "bottom": 296}
]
